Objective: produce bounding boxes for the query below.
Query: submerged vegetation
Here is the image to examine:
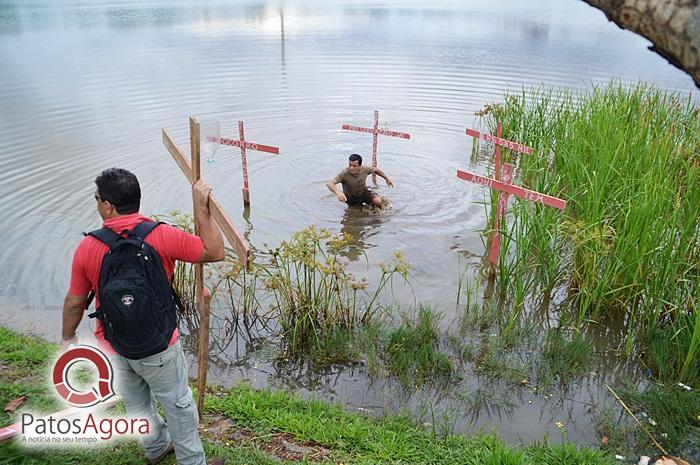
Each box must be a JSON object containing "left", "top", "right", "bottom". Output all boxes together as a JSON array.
[{"left": 386, "top": 306, "right": 453, "bottom": 386}]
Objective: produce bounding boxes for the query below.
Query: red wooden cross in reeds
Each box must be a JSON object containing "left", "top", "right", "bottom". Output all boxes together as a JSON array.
[
  {"left": 342, "top": 110, "right": 410, "bottom": 184},
  {"left": 460, "top": 124, "right": 565, "bottom": 265},
  {"left": 466, "top": 123, "right": 534, "bottom": 180},
  {"left": 220, "top": 121, "right": 279, "bottom": 208}
]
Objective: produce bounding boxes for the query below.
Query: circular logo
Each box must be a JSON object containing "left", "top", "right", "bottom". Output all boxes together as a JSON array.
[{"left": 52, "top": 346, "right": 115, "bottom": 407}]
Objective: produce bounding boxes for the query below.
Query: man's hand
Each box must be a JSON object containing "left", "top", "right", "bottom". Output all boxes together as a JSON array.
[
  {"left": 62, "top": 292, "right": 87, "bottom": 351},
  {"left": 336, "top": 192, "right": 347, "bottom": 203},
  {"left": 386, "top": 178, "right": 394, "bottom": 188},
  {"left": 193, "top": 180, "right": 212, "bottom": 209},
  {"left": 192, "top": 179, "right": 225, "bottom": 262}
]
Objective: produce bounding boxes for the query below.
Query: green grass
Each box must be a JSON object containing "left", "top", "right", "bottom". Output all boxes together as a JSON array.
[
  {"left": 206, "top": 383, "right": 613, "bottom": 465},
  {"left": 0, "top": 326, "right": 617, "bottom": 465},
  {"left": 538, "top": 329, "right": 592, "bottom": 388},
  {"left": 619, "top": 383, "right": 700, "bottom": 454},
  {"left": 385, "top": 306, "right": 454, "bottom": 386},
  {"left": 474, "top": 82, "right": 699, "bottom": 385}
]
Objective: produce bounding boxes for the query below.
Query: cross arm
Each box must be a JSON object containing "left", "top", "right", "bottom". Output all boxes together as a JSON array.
[
  {"left": 342, "top": 124, "right": 374, "bottom": 134},
  {"left": 457, "top": 169, "right": 566, "bottom": 210},
  {"left": 376, "top": 128, "right": 410, "bottom": 139},
  {"left": 220, "top": 137, "right": 279, "bottom": 155},
  {"left": 162, "top": 128, "right": 251, "bottom": 267},
  {"left": 466, "top": 128, "right": 534, "bottom": 155}
]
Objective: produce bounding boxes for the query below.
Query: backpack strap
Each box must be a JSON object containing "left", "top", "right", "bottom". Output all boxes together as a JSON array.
[
  {"left": 130, "top": 221, "right": 164, "bottom": 241},
  {"left": 85, "top": 227, "right": 122, "bottom": 250}
]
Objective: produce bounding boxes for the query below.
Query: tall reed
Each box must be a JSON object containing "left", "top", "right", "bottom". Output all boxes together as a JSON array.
[{"left": 475, "top": 83, "right": 699, "bottom": 383}]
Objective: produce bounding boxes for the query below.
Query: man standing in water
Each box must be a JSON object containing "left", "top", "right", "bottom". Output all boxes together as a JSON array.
[{"left": 326, "top": 153, "right": 393, "bottom": 207}]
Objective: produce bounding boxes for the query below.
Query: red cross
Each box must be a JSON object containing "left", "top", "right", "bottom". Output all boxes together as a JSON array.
[
  {"left": 457, "top": 166, "right": 566, "bottom": 264},
  {"left": 466, "top": 123, "right": 534, "bottom": 181},
  {"left": 460, "top": 124, "right": 563, "bottom": 265},
  {"left": 342, "top": 110, "right": 410, "bottom": 184},
  {"left": 219, "top": 121, "right": 279, "bottom": 208}
]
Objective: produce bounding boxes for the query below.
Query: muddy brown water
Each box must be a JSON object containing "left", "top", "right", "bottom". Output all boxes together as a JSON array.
[{"left": 0, "top": 0, "right": 695, "bottom": 451}]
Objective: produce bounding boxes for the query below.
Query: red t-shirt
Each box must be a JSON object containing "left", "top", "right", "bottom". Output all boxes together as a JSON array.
[{"left": 68, "top": 213, "right": 205, "bottom": 355}]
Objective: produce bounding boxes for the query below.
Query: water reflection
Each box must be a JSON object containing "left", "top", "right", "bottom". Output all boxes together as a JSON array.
[{"left": 338, "top": 205, "right": 384, "bottom": 261}]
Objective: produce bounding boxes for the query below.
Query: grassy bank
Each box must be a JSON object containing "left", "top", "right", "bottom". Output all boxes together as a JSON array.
[{"left": 0, "top": 326, "right": 616, "bottom": 464}]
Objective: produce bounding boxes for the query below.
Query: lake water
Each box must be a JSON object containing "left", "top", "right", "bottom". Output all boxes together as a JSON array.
[{"left": 0, "top": 0, "right": 695, "bottom": 448}]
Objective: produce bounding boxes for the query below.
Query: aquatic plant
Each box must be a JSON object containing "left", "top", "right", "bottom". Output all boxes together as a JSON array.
[
  {"left": 386, "top": 305, "right": 453, "bottom": 386},
  {"left": 256, "top": 225, "right": 411, "bottom": 356},
  {"left": 475, "top": 82, "right": 700, "bottom": 385}
]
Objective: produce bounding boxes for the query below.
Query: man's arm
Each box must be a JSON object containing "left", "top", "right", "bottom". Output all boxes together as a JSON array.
[
  {"left": 61, "top": 293, "right": 87, "bottom": 348},
  {"left": 326, "top": 177, "right": 347, "bottom": 202},
  {"left": 193, "top": 180, "right": 225, "bottom": 263},
  {"left": 372, "top": 167, "right": 393, "bottom": 187}
]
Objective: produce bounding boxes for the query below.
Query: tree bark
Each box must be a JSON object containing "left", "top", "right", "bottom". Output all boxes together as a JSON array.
[{"left": 583, "top": 0, "right": 700, "bottom": 87}]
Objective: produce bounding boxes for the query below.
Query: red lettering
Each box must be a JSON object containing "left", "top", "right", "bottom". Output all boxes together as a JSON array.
[
  {"left": 137, "top": 419, "right": 150, "bottom": 435},
  {"left": 82, "top": 413, "right": 97, "bottom": 435},
  {"left": 99, "top": 418, "right": 112, "bottom": 440}
]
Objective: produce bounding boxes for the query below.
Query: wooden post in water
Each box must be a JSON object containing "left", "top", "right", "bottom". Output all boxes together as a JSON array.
[
  {"left": 464, "top": 124, "right": 538, "bottom": 267},
  {"left": 457, "top": 167, "right": 566, "bottom": 266},
  {"left": 218, "top": 121, "right": 279, "bottom": 209}
]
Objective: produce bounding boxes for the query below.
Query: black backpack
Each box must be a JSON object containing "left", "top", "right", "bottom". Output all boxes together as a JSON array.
[{"left": 85, "top": 221, "right": 182, "bottom": 360}]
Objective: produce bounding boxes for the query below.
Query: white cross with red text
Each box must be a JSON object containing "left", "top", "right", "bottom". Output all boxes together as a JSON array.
[{"left": 342, "top": 110, "right": 410, "bottom": 184}]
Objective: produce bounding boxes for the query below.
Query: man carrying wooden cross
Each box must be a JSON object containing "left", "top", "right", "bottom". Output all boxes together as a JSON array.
[
  {"left": 61, "top": 168, "right": 224, "bottom": 465},
  {"left": 326, "top": 153, "right": 393, "bottom": 208}
]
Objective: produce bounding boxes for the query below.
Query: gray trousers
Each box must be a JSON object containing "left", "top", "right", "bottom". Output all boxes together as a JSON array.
[{"left": 110, "top": 340, "right": 206, "bottom": 465}]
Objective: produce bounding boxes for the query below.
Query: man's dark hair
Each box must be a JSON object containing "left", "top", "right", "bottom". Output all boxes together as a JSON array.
[
  {"left": 349, "top": 153, "right": 362, "bottom": 165},
  {"left": 95, "top": 168, "right": 141, "bottom": 214}
]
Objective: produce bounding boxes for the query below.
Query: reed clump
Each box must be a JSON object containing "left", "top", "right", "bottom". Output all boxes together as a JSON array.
[
  {"left": 170, "top": 221, "right": 411, "bottom": 359},
  {"left": 258, "top": 225, "right": 410, "bottom": 357},
  {"left": 386, "top": 305, "right": 453, "bottom": 386},
  {"left": 476, "top": 82, "right": 699, "bottom": 384}
]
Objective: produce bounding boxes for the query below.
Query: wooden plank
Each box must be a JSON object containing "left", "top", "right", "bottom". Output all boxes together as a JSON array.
[
  {"left": 494, "top": 122, "right": 502, "bottom": 181},
  {"left": 162, "top": 128, "right": 251, "bottom": 267},
  {"left": 342, "top": 124, "right": 410, "bottom": 140},
  {"left": 190, "top": 117, "right": 201, "bottom": 181},
  {"left": 372, "top": 111, "right": 378, "bottom": 184},
  {"left": 196, "top": 288, "right": 211, "bottom": 420},
  {"left": 376, "top": 128, "right": 411, "bottom": 139},
  {"left": 466, "top": 128, "right": 534, "bottom": 155},
  {"left": 190, "top": 117, "right": 208, "bottom": 422},
  {"left": 220, "top": 138, "right": 279, "bottom": 155},
  {"left": 341, "top": 124, "right": 374, "bottom": 134},
  {"left": 488, "top": 163, "right": 513, "bottom": 264},
  {"left": 457, "top": 169, "right": 566, "bottom": 210}
]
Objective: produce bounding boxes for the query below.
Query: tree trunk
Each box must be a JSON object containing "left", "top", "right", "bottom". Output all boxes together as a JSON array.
[{"left": 583, "top": 0, "right": 700, "bottom": 87}]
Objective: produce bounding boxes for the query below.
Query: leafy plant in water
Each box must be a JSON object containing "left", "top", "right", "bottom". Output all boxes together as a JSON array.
[
  {"left": 258, "top": 225, "right": 411, "bottom": 357},
  {"left": 386, "top": 305, "right": 453, "bottom": 386}
]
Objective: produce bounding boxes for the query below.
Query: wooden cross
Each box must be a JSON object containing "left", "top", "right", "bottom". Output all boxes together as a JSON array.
[
  {"left": 162, "top": 117, "right": 251, "bottom": 418},
  {"left": 342, "top": 110, "right": 410, "bottom": 184},
  {"left": 463, "top": 123, "right": 551, "bottom": 264},
  {"left": 219, "top": 121, "right": 279, "bottom": 208},
  {"left": 457, "top": 166, "right": 566, "bottom": 264},
  {"left": 466, "top": 123, "right": 534, "bottom": 180}
]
